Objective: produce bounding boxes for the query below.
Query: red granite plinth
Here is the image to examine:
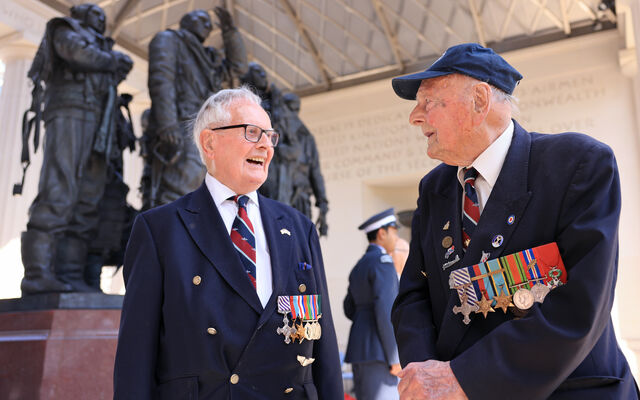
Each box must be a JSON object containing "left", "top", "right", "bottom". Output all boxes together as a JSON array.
[{"left": 0, "top": 308, "right": 121, "bottom": 400}]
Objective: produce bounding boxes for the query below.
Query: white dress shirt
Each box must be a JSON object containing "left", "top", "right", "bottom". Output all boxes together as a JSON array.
[
  {"left": 457, "top": 120, "right": 514, "bottom": 215},
  {"left": 205, "top": 173, "right": 273, "bottom": 308}
]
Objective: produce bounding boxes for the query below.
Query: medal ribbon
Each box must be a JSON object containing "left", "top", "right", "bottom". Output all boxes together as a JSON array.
[{"left": 287, "top": 295, "right": 321, "bottom": 320}]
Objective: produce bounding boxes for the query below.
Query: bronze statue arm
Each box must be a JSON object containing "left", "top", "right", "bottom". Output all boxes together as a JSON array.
[
  {"left": 52, "top": 26, "right": 117, "bottom": 72},
  {"left": 217, "top": 7, "right": 248, "bottom": 78},
  {"left": 147, "top": 31, "right": 182, "bottom": 144}
]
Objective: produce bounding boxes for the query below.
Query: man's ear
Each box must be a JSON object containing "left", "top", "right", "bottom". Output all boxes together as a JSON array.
[
  {"left": 200, "top": 129, "right": 215, "bottom": 158},
  {"left": 471, "top": 82, "right": 491, "bottom": 124}
]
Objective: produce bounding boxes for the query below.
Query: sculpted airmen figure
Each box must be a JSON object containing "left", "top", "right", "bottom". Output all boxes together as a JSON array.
[
  {"left": 282, "top": 93, "right": 329, "bottom": 236},
  {"left": 20, "top": 3, "right": 132, "bottom": 294},
  {"left": 145, "top": 7, "right": 248, "bottom": 207}
]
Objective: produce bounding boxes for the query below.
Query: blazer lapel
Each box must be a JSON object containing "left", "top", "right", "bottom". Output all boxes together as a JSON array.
[
  {"left": 426, "top": 167, "right": 465, "bottom": 295},
  {"left": 256, "top": 196, "right": 294, "bottom": 328},
  {"left": 177, "top": 184, "right": 263, "bottom": 315},
  {"left": 439, "top": 122, "right": 533, "bottom": 360}
]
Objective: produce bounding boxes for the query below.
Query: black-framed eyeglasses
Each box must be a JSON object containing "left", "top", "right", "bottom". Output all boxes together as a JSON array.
[{"left": 209, "top": 124, "right": 279, "bottom": 147}]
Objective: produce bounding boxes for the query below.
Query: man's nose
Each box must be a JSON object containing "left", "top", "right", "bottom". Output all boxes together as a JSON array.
[{"left": 409, "top": 104, "right": 425, "bottom": 126}]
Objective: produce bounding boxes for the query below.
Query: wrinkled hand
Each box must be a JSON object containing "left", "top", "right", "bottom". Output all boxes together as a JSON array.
[
  {"left": 398, "top": 360, "right": 468, "bottom": 400},
  {"left": 214, "top": 6, "right": 234, "bottom": 31},
  {"left": 390, "top": 363, "right": 402, "bottom": 377}
]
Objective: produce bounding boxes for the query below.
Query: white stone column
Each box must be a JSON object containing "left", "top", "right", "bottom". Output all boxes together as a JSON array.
[
  {"left": 616, "top": 0, "right": 640, "bottom": 380},
  {"left": 0, "top": 42, "right": 39, "bottom": 298}
]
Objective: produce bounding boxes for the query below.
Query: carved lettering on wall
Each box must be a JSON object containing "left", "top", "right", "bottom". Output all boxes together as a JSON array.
[
  {"left": 516, "top": 72, "right": 606, "bottom": 133},
  {"left": 311, "top": 107, "right": 439, "bottom": 182}
]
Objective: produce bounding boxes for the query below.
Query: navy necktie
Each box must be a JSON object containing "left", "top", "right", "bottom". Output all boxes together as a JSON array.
[
  {"left": 230, "top": 195, "right": 257, "bottom": 289},
  {"left": 462, "top": 167, "right": 480, "bottom": 250}
]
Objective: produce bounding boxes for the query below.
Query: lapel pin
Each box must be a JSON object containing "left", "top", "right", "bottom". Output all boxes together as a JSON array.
[
  {"left": 280, "top": 228, "right": 291, "bottom": 236},
  {"left": 445, "top": 245, "right": 455, "bottom": 259},
  {"left": 297, "top": 355, "right": 315, "bottom": 366},
  {"left": 507, "top": 215, "right": 515, "bottom": 225},
  {"left": 442, "top": 236, "right": 453, "bottom": 248},
  {"left": 443, "top": 221, "right": 450, "bottom": 230},
  {"left": 492, "top": 235, "right": 504, "bottom": 248},
  {"left": 442, "top": 254, "right": 460, "bottom": 270},
  {"left": 480, "top": 251, "right": 490, "bottom": 263}
]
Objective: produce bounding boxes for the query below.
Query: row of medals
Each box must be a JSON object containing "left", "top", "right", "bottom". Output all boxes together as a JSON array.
[
  {"left": 457, "top": 271, "right": 563, "bottom": 322},
  {"left": 277, "top": 313, "right": 322, "bottom": 344}
]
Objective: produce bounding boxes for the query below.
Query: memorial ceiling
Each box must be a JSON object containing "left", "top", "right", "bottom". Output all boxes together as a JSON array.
[{"left": 34, "top": 0, "right": 617, "bottom": 95}]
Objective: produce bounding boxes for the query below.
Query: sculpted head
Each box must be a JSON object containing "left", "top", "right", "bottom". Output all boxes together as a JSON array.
[
  {"left": 282, "top": 92, "right": 301, "bottom": 114},
  {"left": 71, "top": 4, "right": 106, "bottom": 34},
  {"left": 180, "top": 9, "right": 213, "bottom": 43},
  {"left": 241, "top": 62, "right": 268, "bottom": 92},
  {"left": 193, "top": 87, "right": 276, "bottom": 194}
]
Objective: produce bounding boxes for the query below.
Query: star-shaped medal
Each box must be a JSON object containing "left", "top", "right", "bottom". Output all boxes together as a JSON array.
[
  {"left": 475, "top": 295, "right": 495, "bottom": 318},
  {"left": 493, "top": 292, "right": 514, "bottom": 314},
  {"left": 294, "top": 321, "right": 306, "bottom": 344}
]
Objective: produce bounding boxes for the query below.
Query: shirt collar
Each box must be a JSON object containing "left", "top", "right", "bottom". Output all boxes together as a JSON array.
[
  {"left": 457, "top": 120, "right": 514, "bottom": 188},
  {"left": 205, "top": 173, "right": 259, "bottom": 208},
  {"left": 371, "top": 243, "right": 387, "bottom": 254}
]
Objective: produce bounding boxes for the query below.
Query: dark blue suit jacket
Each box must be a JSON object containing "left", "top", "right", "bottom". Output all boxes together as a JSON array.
[
  {"left": 114, "top": 183, "right": 343, "bottom": 399},
  {"left": 391, "top": 121, "right": 639, "bottom": 399},
  {"left": 344, "top": 244, "right": 400, "bottom": 366}
]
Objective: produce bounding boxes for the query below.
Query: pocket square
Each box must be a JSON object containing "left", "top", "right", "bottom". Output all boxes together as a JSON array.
[{"left": 298, "top": 262, "right": 312, "bottom": 270}]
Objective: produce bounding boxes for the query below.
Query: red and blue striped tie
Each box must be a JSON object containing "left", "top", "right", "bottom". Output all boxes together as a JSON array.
[
  {"left": 462, "top": 167, "right": 480, "bottom": 251},
  {"left": 230, "top": 195, "right": 257, "bottom": 289}
]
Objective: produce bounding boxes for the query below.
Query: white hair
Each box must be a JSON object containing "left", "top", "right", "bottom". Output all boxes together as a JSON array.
[
  {"left": 490, "top": 84, "right": 520, "bottom": 116},
  {"left": 192, "top": 86, "right": 263, "bottom": 162}
]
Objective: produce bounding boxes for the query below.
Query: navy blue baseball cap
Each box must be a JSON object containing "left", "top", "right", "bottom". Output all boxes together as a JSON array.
[
  {"left": 392, "top": 43, "right": 523, "bottom": 100},
  {"left": 358, "top": 208, "right": 397, "bottom": 233}
]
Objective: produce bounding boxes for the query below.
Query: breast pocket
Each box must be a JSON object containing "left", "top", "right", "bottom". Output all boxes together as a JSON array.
[
  {"left": 158, "top": 376, "right": 198, "bottom": 400},
  {"left": 294, "top": 266, "right": 318, "bottom": 294}
]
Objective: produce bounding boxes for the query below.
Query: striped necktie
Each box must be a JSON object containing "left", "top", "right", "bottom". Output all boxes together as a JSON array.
[
  {"left": 230, "top": 195, "right": 257, "bottom": 289},
  {"left": 462, "top": 167, "right": 480, "bottom": 251}
]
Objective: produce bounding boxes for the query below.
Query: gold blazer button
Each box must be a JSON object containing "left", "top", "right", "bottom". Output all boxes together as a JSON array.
[
  {"left": 193, "top": 275, "right": 201, "bottom": 285},
  {"left": 284, "top": 387, "right": 293, "bottom": 394},
  {"left": 207, "top": 327, "right": 217, "bottom": 335},
  {"left": 298, "top": 284, "right": 306, "bottom": 293},
  {"left": 230, "top": 374, "right": 239, "bottom": 384}
]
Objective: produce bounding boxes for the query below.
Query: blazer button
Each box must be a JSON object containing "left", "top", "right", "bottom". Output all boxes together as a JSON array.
[
  {"left": 193, "top": 275, "right": 202, "bottom": 285},
  {"left": 284, "top": 387, "right": 293, "bottom": 394},
  {"left": 298, "top": 284, "right": 306, "bottom": 293},
  {"left": 230, "top": 374, "right": 239, "bottom": 384},
  {"left": 207, "top": 327, "right": 217, "bottom": 335}
]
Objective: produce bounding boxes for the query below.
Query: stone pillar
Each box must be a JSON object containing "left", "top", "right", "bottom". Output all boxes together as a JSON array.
[
  {"left": 616, "top": 0, "right": 640, "bottom": 379},
  {"left": 0, "top": 42, "right": 39, "bottom": 299}
]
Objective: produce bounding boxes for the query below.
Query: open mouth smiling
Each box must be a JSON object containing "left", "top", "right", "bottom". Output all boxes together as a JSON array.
[{"left": 247, "top": 157, "right": 265, "bottom": 166}]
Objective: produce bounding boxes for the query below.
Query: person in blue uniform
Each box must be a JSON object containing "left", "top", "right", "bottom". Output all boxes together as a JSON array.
[
  {"left": 113, "top": 87, "right": 343, "bottom": 399},
  {"left": 344, "top": 208, "right": 402, "bottom": 400},
  {"left": 390, "top": 43, "right": 639, "bottom": 399}
]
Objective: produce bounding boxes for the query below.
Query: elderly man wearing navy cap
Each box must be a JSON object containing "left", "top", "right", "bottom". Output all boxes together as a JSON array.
[
  {"left": 344, "top": 208, "right": 402, "bottom": 400},
  {"left": 390, "top": 43, "right": 639, "bottom": 399}
]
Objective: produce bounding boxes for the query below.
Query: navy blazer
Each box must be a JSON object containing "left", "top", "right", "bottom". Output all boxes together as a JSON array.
[
  {"left": 392, "top": 121, "right": 639, "bottom": 399},
  {"left": 344, "top": 244, "right": 400, "bottom": 366},
  {"left": 114, "top": 184, "right": 343, "bottom": 399}
]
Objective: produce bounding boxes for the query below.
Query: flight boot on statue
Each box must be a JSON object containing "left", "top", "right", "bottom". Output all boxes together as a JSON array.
[
  {"left": 21, "top": 230, "right": 73, "bottom": 295},
  {"left": 55, "top": 236, "right": 100, "bottom": 292}
]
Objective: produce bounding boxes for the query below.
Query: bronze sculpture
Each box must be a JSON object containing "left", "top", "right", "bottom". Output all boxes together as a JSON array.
[
  {"left": 19, "top": 3, "right": 133, "bottom": 295},
  {"left": 241, "top": 63, "right": 329, "bottom": 235},
  {"left": 143, "top": 7, "right": 248, "bottom": 208}
]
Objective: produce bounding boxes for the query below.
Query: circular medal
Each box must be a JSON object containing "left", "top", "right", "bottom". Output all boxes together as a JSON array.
[
  {"left": 530, "top": 283, "right": 551, "bottom": 303},
  {"left": 513, "top": 288, "right": 534, "bottom": 310},
  {"left": 442, "top": 236, "right": 453, "bottom": 248}
]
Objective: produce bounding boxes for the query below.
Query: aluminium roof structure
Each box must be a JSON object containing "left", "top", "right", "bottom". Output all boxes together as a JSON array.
[{"left": 33, "top": 0, "right": 617, "bottom": 96}]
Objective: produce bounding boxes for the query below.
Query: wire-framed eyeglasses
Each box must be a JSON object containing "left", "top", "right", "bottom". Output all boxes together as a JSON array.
[{"left": 209, "top": 124, "right": 279, "bottom": 147}]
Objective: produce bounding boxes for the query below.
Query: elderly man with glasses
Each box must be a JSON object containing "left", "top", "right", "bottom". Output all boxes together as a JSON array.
[{"left": 114, "top": 87, "right": 343, "bottom": 399}]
